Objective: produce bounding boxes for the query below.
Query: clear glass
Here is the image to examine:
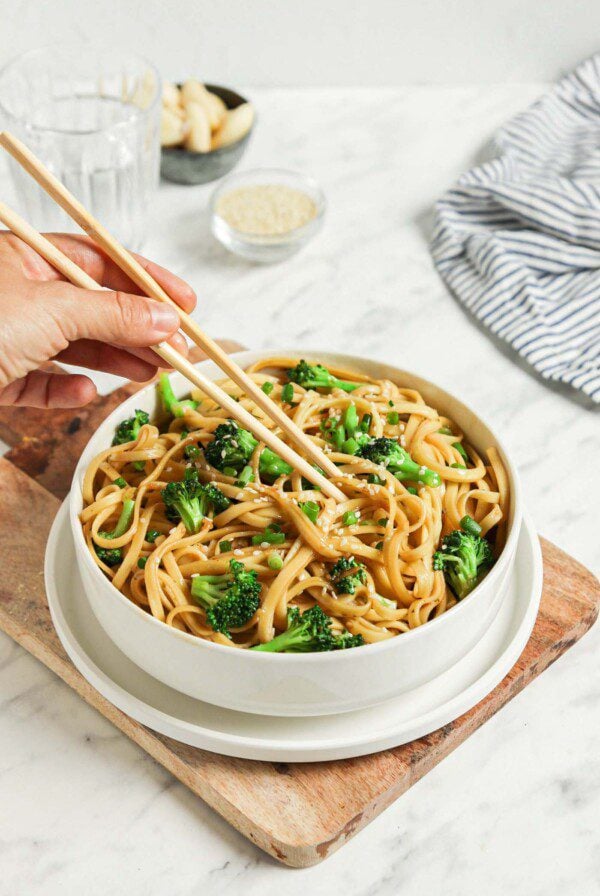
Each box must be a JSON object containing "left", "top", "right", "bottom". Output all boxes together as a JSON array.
[
  {"left": 0, "top": 46, "right": 161, "bottom": 250},
  {"left": 210, "top": 168, "right": 326, "bottom": 263}
]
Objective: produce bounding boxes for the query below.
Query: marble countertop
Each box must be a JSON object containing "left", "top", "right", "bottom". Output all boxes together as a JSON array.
[{"left": 1, "top": 85, "right": 598, "bottom": 896}]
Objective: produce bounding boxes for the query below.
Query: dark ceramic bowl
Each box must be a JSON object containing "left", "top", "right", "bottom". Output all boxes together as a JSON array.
[{"left": 160, "top": 83, "right": 254, "bottom": 185}]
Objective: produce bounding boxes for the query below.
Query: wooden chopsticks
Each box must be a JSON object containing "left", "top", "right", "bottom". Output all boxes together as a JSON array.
[
  {"left": 0, "top": 138, "right": 346, "bottom": 501},
  {"left": 0, "top": 131, "right": 344, "bottom": 493}
]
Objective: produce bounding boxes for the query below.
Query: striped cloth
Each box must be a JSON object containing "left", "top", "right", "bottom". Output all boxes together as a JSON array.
[{"left": 431, "top": 55, "right": 600, "bottom": 404}]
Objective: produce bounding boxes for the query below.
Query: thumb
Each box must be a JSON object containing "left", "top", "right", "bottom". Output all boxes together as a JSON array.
[{"left": 39, "top": 281, "right": 181, "bottom": 348}]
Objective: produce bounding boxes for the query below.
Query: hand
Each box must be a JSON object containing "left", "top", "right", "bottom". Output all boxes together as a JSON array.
[{"left": 0, "top": 232, "right": 196, "bottom": 408}]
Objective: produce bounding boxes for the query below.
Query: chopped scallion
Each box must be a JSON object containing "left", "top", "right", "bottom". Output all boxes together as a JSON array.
[
  {"left": 251, "top": 527, "right": 286, "bottom": 545},
  {"left": 268, "top": 553, "right": 284, "bottom": 571},
  {"left": 299, "top": 500, "right": 320, "bottom": 524}
]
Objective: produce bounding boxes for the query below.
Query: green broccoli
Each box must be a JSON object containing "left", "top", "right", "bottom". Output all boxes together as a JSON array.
[
  {"left": 287, "top": 360, "right": 362, "bottom": 393},
  {"left": 162, "top": 468, "right": 229, "bottom": 533},
  {"left": 158, "top": 372, "right": 199, "bottom": 418},
  {"left": 191, "top": 559, "right": 261, "bottom": 637},
  {"left": 205, "top": 420, "right": 292, "bottom": 480},
  {"left": 433, "top": 520, "right": 494, "bottom": 600},
  {"left": 320, "top": 404, "right": 370, "bottom": 455},
  {"left": 112, "top": 409, "right": 149, "bottom": 446},
  {"left": 252, "top": 604, "right": 364, "bottom": 652},
  {"left": 198, "top": 481, "right": 231, "bottom": 515},
  {"left": 357, "top": 437, "right": 441, "bottom": 487},
  {"left": 94, "top": 498, "right": 135, "bottom": 567},
  {"left": 330, "top": 556, "right": 367, "bottom": 594}
]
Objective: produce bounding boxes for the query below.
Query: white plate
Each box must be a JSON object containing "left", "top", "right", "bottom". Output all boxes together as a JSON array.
[{"left": 45, "top": 499, "right": 542, "bottom": 762}]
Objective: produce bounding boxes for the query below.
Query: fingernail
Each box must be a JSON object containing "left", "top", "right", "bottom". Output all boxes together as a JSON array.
[
  {"left": 171, "top": 332, "right": 189, "bottom": 356},
  {"left": 150, "top": 303, "right": 179, "bottom": 336}
]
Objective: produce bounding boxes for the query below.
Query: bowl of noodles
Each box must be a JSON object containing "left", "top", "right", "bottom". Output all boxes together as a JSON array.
[{"left": 68, "top": 350, "right": 521, "bottom": 717}]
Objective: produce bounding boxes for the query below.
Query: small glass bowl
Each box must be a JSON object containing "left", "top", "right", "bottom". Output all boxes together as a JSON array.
[{"left": 209, "top": 168, "right": 326, "bottom": 263}]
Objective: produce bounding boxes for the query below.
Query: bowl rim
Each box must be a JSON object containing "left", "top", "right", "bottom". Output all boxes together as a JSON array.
[
  {"left": 209, "top": 167, "right": 326, "bottom": 245},
  {"left": 69, "top": 348, "right": 523, "bottom": 664}
]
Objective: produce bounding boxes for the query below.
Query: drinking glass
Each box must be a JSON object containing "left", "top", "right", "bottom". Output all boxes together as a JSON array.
[{"left": 0, "top": 46, "right": 161, "bottom": 250}]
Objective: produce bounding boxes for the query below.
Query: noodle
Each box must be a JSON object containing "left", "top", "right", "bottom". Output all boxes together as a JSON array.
[{"left": 80, "top": 357, "right": 510, "bottom": 650}]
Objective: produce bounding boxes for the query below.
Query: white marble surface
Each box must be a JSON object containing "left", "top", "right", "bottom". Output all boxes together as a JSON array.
[{"left": 1, "top": 86, "right": 599, "bottom": 895}]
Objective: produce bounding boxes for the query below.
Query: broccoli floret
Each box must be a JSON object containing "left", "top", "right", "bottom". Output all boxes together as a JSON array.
[
  {"left": 94, "top": 498, "right": 135, "bottom": 567},
  {"left": 191, "top": 559, "right": 261, "bottom": 637},
  {"left": 199, "top": 481, "right": 231, "bottom": 515},
  {"left": 433, "top": 527, "right": 494, "bottom": 600},
  {"left": 162, "top": 469, "right": 229, "bottom": 533},
  {"left": 112, "top": 409, "right": 149, "bottom": 446},
  {"left": 205, "top": 420, "right": 292, "bottom": 480},
  {"left": 94, "top": 545, "right": 122, "bottom": 567},
  {"left": 330, "top": 556, "right": 367, "bottom": 594},
  {"left": 357, "top": 437, "right": 441, "bottom": 488},
  {"left": 162, "top": 468, "right": 204, "bottom": 533},
  {"left": 205, "top": 420, "right": 256, "bottom": 472},
  {"left": 287, "top": 360, "right": 362, "bottom": 393},
  {"left": 158, "top": 372, "right": 199, "bottom": 418},
  {"left": 251, "top": 604, "right": 364, "bottom": 653}
]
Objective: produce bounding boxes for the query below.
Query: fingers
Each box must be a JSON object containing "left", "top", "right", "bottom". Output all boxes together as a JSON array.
[
  {"left": 39, "top": 280, "right": 182, "bottom": 348},
  {"left": 54, "top": 331, "right": 189, "bottom": 381},
  {"left": 0, "top": 370, "right": 96, "bottom": 408},
  {"left": 43, "top": 234, "right": 197, "bottom": 313},
  {"left": 54, "top": 341, "right": 159, "bottom": 382},
  {"left": 124, "top": 331, "right": 189, "bottom": 367}
]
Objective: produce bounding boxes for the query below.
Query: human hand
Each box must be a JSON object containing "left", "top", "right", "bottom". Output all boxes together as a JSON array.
[{"left": 0, "top": 232, "right": 196, "bottom": 408}]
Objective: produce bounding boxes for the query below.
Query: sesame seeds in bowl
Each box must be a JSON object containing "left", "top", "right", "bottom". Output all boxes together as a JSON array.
[{"left": 210, "top": 168, "right": 326, "bottom": 263}]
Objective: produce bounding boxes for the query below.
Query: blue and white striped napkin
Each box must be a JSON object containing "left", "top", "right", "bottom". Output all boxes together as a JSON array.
[{"left": 431, "top": 55, "right": 600, "bottom": 404}]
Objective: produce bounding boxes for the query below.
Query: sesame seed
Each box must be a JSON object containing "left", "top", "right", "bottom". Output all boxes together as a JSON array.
[{"left": 234, "top": 549, "right": 243, "bottom": 556}]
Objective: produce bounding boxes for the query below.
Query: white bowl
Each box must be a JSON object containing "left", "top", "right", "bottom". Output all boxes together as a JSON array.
[{"left": 68, "top": 349, "right": 522, "bottom": 717}]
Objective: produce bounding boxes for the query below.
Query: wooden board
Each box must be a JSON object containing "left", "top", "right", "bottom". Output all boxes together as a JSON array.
[{"left": 0, "top": 344, "right": 598, "bottom": 868}]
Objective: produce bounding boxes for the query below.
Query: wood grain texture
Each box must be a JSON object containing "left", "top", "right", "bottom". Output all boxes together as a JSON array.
[
  {"left": 0, "top": 342, "right": 242, "bottom": 498},
  {"left": 0, "top": 354, "right": 598, "bottom": 867}
]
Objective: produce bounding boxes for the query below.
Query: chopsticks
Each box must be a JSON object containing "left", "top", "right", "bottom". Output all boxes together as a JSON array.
[
  {"left": 0, "top": 186, "right": 345, "bottom": 502},
  {"left": 0, "top": 132, "right": 344, "bottom": 494}
]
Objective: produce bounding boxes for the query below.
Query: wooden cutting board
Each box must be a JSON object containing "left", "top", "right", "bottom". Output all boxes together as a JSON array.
[{"left": 0, "top": 343, "right": 598, "bottom": 868}]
